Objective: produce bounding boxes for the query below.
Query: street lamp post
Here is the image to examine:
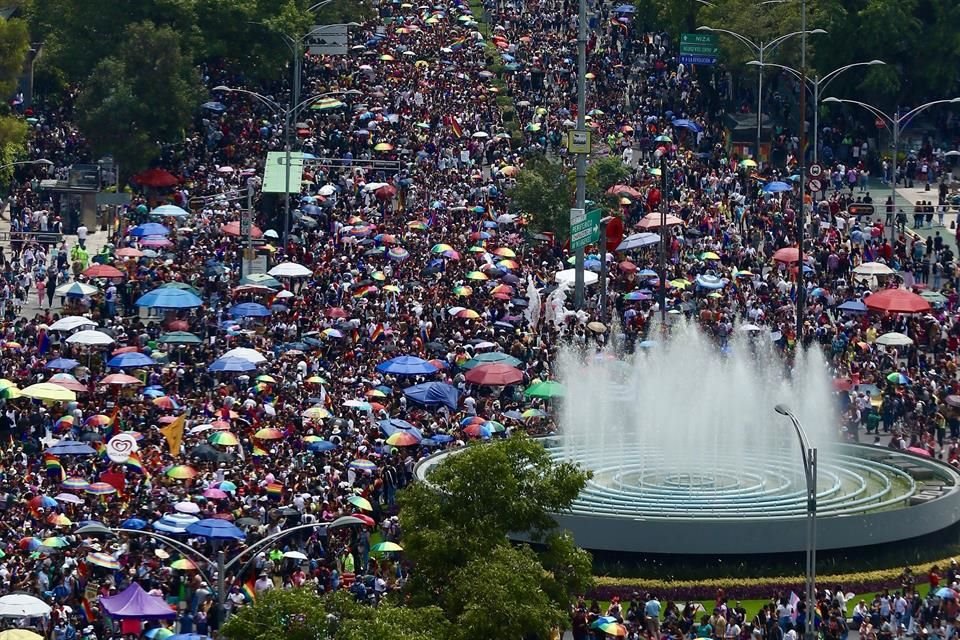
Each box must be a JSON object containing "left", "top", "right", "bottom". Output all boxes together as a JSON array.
[
  {"left": 597, "top": 216, "right": 614, "bottom": 323},
  {"left": 774, "top": 405, "right": 817, "bottom": 640},
  {"left": 697, "top": 26, "right": 825, "bottom": 163},
  {"left": 573, "top": 0, "right": 587, "bottom": 310},
  {"left": 213, "top": 86, "right": 360, "bottom": 249},
  {"left": 822, "top": 96, "right": 960, "bottom": 244},
  {"left": 0, "top": 158, "right": 53, "bottom": 172},
  {"left": 746, "top": 60, "right": 885, "bottom": 163}
]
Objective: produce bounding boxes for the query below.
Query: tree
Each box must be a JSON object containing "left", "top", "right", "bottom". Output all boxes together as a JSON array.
[
  {"left": 221, "top": 589, "right": 454, "bottom": 640},
  {"left": 76, "top": 22, "right": 203, "bottom": 179},
  {"left": 509, "top": 155, "right": 574, "bottom": 240},
  {"left": 586, "top": 156, "right": 631, "bottom": 205},
  {"left": 398, "top": 435, "right": 593, "bottom": 633},
  {"left": 0, "top": 17, "right": 30, "bottom": 185}
]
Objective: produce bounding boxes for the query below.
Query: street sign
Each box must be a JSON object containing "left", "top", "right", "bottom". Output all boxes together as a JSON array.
[
  {"left": 306, "top": 25, "right": 349, "bottom": 56},
  {"left": 569, "top": 207, "right": 585, "bottom": 226},
  {"left": 807, "top": 163, "right": 823, "bottom": 179},
  {"left": 807, "top": 179, "right": 822, "bottom": 193},
  {"left": 680, "top": 33, "right": 718, "bottom": 65},
  {"left": 570, "top": 208, "right": 602, "bottom": 252},
  {"left": 847, "top": 204, "right": 875, "bottom": 217},
  {"left": 567, "top": 130, "right": 592, "bottom": 154},
  {"left": 262, "top": 151, "right": 305, "bottom": 193}
]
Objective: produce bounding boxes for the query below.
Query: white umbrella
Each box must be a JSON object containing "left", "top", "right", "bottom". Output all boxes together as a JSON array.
[
  {"left": 555, "top": 268, "right": 599, "bottom": 286},
  {"left": 282, "top": 551, "right": 308, "bottom": 560},
  {"left": 876, "top": 332, "right": 913, "bottom": 347},
  {"left": 471, "top": 131, "right": 489, "bottom": 138},
  {"left": 221, "top": 347, "right": 267, "bottom": 364},
  {"left": 274, "top": 290, "right": 294, "bottom": 299},
  {"left": 150, "top": 204, "right": 190, "bottom": 218},
  {"left": 54, "top": 282, "right": 99, "bottom": 297},
  {"left": 268, "top": 262, "right": 312, "bottom": 278},
  {"left": 739, "top": 324, "right": 763, "bottom": 332},
  {"left": 174, "top": 501, "right": 201, "bottom": 514},
  {"left": 49, "top": 316, "right": 98, "bottom": 331},
  {"left": 616, "top": 232, "right": 660, "bottom": 251},
  {"left": 362, "top": 182, "right": 389, "bottom": 192},
  {"left": 0, "top": 594, "right": 52, "bottom": 617},
  {"left": 65, "top": 330, "right": 115, "bottom": 346},
  {"left": 853, "top": 261, "right": 894, "bottom": 276},
  {"left": 317, "top": 185, "right": 337, "bottom": 196}
]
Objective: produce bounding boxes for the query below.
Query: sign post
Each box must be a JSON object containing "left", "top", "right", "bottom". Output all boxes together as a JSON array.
[
  {"left": 679, "top": 33, "right": 719, "bottom": 65},
  {"left": 570, "top": 208, "right": 602, "bottom": 252}
]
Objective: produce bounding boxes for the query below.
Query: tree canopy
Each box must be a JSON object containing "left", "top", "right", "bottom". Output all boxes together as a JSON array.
[{"left": 0, "top": 16, "right": 31, "bottom": 183}]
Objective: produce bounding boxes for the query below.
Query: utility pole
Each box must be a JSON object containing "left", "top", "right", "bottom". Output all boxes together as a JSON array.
[
  {"left": 659, "top": 154, "right": 668, "bottom": 327},
  {"left": 795, "top": 0, "right": 808, "bottom": 348},
  {"left": 573, "top": 0, "right": 587, "bottom": 309}
]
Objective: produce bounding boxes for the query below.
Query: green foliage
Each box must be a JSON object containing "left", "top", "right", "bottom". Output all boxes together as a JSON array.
[
  {"left": 586, "top": 156, "right": 630, "bottom": 204},
  {"left": 221, "top": 589, "right": 453, "bottom": 640},
  {"left": 450, "top": 545, "right": 565, "bottom": 640},
  {"left": 509, "top": 155, "right": 574, "bottom": 240},
  {"left": 0, "top": 18, "right": 29, "bottom": 97},
  {"left": 76, "top": 22, "right": 203, "bottom": 179}
]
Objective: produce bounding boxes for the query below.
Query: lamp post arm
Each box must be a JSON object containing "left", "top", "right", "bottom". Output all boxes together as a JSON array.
[
  {"left": 697, "top": 27, "right": 760, "bottom": 56},
  {"left": 113, "top": 528, "right": 217, "bottom": 586},
  {"left": 817, "top": 61, "right": 884, "bottom": 93},
  {"left": 762, "top": 29, "right": 809, "bottom": 55},
  {"left": 822, "top": 98, "right": 892, "bottom": 128},
  {"left": 222, "top": 522, "right": 329, "bottom": 574},
  {"left": 899, "top": 99, "right": 960, "bottom": 127},
  {"left": 213, "top": 87, "right": 282, "bottom": 114}
]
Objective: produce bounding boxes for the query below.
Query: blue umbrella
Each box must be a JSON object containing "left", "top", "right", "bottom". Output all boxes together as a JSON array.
[
  {"left": 672, "top": 118, "right": 702, "bottom": 133},
  {"left": 107, "top": 352, "right": 158, "bottom": 368},
  {"left": 46, "top": 358, "right": 80, "bottom": 370},
  {"left": 379, "top": 419, "right": 424, "bottom": 439},
  {"left": 136, "top": 288, "right": 204, "bottom": 309},
  {"left": 208, "top": 357, "right": 257, "bottom": 373},
  {"left": 129, "top": 223, "right": 170, "bottom": 238},
  {"left": 45, "top": 440, "right": 97, "bottom": 456},
  {"left": 375, "top": 355, "right": 438, "bottom": 376},
  {"left": 307, "top": 441, "right": 338, "bottom": 453},
  {"left": 230, "top": 302, "right": 272, "bottom": 318},
  {"left": 201, "top": 101, "right": 225, "bottom": 113},
  {"left": 763, "top": 181, "right": 793, "bottom": 193},
  {"left": 936, "top": 587, "right": 956, "bottom": 599},
  {"left": 837, "top": 300, "right": 867, "bottom": 314},
  {"left": 613, "top": 3, "right": 635, "bottom": 11},
  {"left": 431, "top": 434, "right": 454, "bottom": 443},
  {"left": 185, "top": 518, "right": 246, "bottom": 541},
  {"left": 403, "top": 382, "right": 460, "bottom": 410},
  {"left": 121, "top": 518, "right": 147, "bottom": 530},
  {"left": 143, "top": 388, "right": 166, "bottom": 398},
  {"left": 695, "top": 274, "right": 725, "bottom": 290},
  {"left": 168, "top": 635, "right": 212, "bottom": 640}
]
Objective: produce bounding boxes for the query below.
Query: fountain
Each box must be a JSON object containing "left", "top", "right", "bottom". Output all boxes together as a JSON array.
[{"left": 416, "top": 322, "right": 960, "bottom": 555}]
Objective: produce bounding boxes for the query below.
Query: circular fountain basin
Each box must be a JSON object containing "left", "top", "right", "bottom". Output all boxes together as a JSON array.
[{"left": 415, "top": 439, "right": 960, "bottom": 555}]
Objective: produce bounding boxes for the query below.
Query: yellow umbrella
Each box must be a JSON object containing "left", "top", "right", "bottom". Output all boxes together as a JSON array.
[
  {"left": 739, "top": 159, "right": 758, "bottom": 167},
  {"left": 701, "top": 251, "right": 721, "bottom": 260},
  {"left": 21, "top": 383, "right": 76, "bottom": 402},
  {"left": 374, "top": 143, "right": 394, "bottom": 151},
  {"left": 669, "top": 279, "right": 692, "bottom": 289},
  {"left": 379, "top": 54, "right": 395, "bottom": 61},
  {"left": 0, "top": 631, "right": 44, "bottom": 640}
]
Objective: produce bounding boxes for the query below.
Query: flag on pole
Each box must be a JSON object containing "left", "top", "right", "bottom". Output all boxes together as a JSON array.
[
  {"left": 242, "top": 579, "right": 257, "bottom": 603},
  {"left": 159, "top": 415, "right": 185, "bottom": 456}
]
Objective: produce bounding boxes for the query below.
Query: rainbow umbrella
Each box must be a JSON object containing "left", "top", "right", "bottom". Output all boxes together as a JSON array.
[
  {"left": 365, "top": 389, "right": 387, "bottom": 398},
  {"left": 256, "top": 374, "right": 277, "bottom": 384},
  {"left": 431, "top": 243, "right": 454, "bottom": 254},
  {"left": 170, "top": 558, "right": 197, "bottom": 570},
  {"left": 209, "top": 432, "right": 240, "bottom": 446},
  {"left": 86, "top": 552, "right": 120, "bottom": 570},
  {"left": 407, "top": 220, "right": 428, "bottom": 230},
  {"left": 386, "top": 431, "right": 421, "bottom": 447},
  {"left": 47, "top": 514, "right": 73, "bottom": 527},
  {"left": 456, "top": 309, "right": 481, "bottom": 319},
  {"left": 254, "top": 428, "right": 284, "bottom": 440},
  {"left": 146, "top": 629, "right": 173, "bottom": 640},
  {"left": 383, "top": 285, "right": 401, "bottom": 293},
  {"left": 452, "top": 286, "right": 473, "bottom": 297},
  {"left": 41, "top": 536, "right": 69, "bottom": 548},
  {"left": 388, "top": 247, "right": 409, "bottom": 261},
  {"left": 165, "top": 465, "right": 198, "bottom": 480},
  {"left": 347, "top": 495, "right": 373, "bottom": 511},
  {"left": 303, "top": 435, "right": 322, "bottom": 443},
  {"left": 483, "top": 420, "right": 506, "bottom": 433},
  {"left": 216, "top": 480, "right": 237, "bottom": 492},
  {"left": 203, "top": 488, "right": 228, "bottom": 500},
  {"left": 371, "top": 541, "right": 403, "bottom": 553},
  {"left": 302, "top": 406, "right": 331, "bottom": 421},
  {"left": 85, "top": 482, "right": 117, "bottom": 496},
  {"left": 522, "top": 408, "right": 547, "bottom": 419},
  {"left": 19, "top": 537, "right": 40, "bottom": 551},
  {"left": 371, "top": 271, "right": 386, "bottom": 281},
  {"left": 54, "top": 416, "right": 75, "bottom": 431},
  {"left": 84, "top": 414, "right": 112, "bottom": 427},
  {"left": 29, "top": 495, "right": 58, "bottom": 509},
  {"left": 252, "top": 446, "right": 269, "bottom": 457},
  {"left": 465, "top": 271, "right": 488, "bottom": 281},
  {"left": 492, "top": 247, "right": 516, "bottom": 258},
  {"left": 498, "top": 259, "right": 519, "bottom": 270},
  {"left": 62, "top": 477, "right": 89, "bottom": 491},
  {"left": 600, "top": 622, "right": 629, "bottom": 637},
  {"left": 349, "top": 459, "right": 378, "bottom": 472}
]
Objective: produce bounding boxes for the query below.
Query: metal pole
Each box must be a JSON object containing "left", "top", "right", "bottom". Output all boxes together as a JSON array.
[
  {"left": 659, "top": 155, "right": 668, "bottom": 326},
  {"left": 812, "top": 77, "right": 819, "bottom": 164},
  {"left": 891, "top": 114, "right": 899, "bottom": 246},
  {"left": 573, "top": 0, "right": 587, "bottom": 309},
  {"left": 795, "top": 0, "right": 807, "bottom": 347},
  {"left": 757, "top": 45, "right": 763, "bottom": 162},
  {"left": 244, "top": 178, "right": 254, "bottom": 277},
  {"left": 216, "top": 548, "right": 227, "bottom": 628},
  {"left": 807, "top": 446, "right": 818, "bottom": 640},
  {"left": 293, "top": 40, "right": 302, "bottom": 127},
  {"left": 283, "top": 107, "right": 292, "bottom": 251}
]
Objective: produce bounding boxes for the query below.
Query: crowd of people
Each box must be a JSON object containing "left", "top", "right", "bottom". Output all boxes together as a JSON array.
[{"left": 1, "top": 0, "right": 960, "bottom": 638}]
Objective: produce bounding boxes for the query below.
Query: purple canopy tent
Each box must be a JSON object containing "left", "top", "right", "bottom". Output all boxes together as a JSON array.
[{"left": 100, "top": 583, "right": 176, "bottom": 619}]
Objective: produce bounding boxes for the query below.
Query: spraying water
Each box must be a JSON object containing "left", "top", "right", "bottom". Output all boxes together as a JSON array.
[{"left": 557, "top": 322, "right": 838, "bottom": 515}]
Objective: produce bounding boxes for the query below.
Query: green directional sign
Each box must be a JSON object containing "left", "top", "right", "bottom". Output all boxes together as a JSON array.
[
  {"left": 570, "top": 207, "right": 602, "bottom": 252},
  {"left": 680, "top": 33, "right": 719, "bottom": 65}
]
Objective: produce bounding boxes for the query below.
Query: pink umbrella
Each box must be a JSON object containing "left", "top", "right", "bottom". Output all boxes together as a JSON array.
[
  {"left": 203, "top": 488, "right": 228, "bottom": 500},
  {"left": 906, "top": 446, "right": 932, "bottom": 457},
  {"left": 139, "top": 236, "right": 173, "bottom": 248}
]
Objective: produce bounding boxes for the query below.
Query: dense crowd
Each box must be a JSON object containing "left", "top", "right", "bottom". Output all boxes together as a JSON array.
[{"left": 2, "top": 0, "right": 960, "bottom": 638}]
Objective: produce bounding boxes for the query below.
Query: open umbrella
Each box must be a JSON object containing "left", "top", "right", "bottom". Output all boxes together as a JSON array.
[
  {"left": 136, "top": 288, "right": 204, "bottom": 309},
  {"left": 865, "top": 289, "right": 931, "bottom": 314},
  {"left": 106, "top": 352, "right": 157, "bottom": 368},
  {"left": 376, "top": 355, "right": 438, "bottom": 376},
  {"left": 524, "top": 380, "right": 565, "bottom": 398},
  {"left": 465, "top": 363, "right": 523, "bottom": 386}
]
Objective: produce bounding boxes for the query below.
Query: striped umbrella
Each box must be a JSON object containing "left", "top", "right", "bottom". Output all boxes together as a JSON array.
[
  {"left": 85, "top": 482, "right": 117, "bottom": 496},
  {"left": 254, "top": 428, "right": 284, "bottom": 440},
  {"left": 62, "top": 477, "right": 89, "bottom": 491},
  {"left": 86, "top": 552, "right": 120, "bottom": 570},
  {"left": 347, "top": 495, "right": 373, "bottom": 511},
  {"left": 348, "top": 459, "right": 378, "bottom": 473},
  {"left": 208, "top": 432, "right": 240, "bottom": 447},
  {"left": 170, "top": 558, "right": 197, "bottom": 570},
  {"left": 166, "top": 465, "right": 198, "bottom": 480}
]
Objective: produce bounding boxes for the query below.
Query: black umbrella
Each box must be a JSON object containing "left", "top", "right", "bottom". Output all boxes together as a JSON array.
[
  {"left": 80, "top": 431, "right": 104, "bottom": 442},
  {"left": 426, "top": 341, "right": 446, "bottom": 354},
  {"left": 236, "top": 517, "right": 260, "bottom": 528},
  {"left": 189, "top": 444, "right": 220, "bottom": 462}
]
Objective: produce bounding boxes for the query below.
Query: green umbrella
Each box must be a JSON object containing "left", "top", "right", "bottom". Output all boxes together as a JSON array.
[
  {"left": 524, "top": 380, "right": 565, "bottom": 399},
  {"left": 240, "top": 273, "right": 282, "bottom": 288},
  {"left": 920, "top": 291, "right": 948, "bottom": 305},
  {"left": 461, "top": 351, "right": 522, "bottom": 369},
  {"left": 158, "top": 331, "right": 202, "bottom": 345},
  {"left": 371, "top": 541, "right": 403, "bottom": 553}
]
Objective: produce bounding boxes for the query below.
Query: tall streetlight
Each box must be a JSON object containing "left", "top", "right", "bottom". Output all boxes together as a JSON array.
[
  {"left": 572, "top": 0, "right": 587, "bottom": 309},
  {"left": 696, "top": 26, "right": 825, "bottom": 163},
  {"left": 774, "top": 405, "right": 817, "bottom": 640},
  {"left": 746, "top": 60, "right": 885, "bottom": 163},
  {"left": 823, "top": 96, "right": 960, "bottom": 244},
  {"left": 0, "top": 158, "right": 53, "bottom": 172},
  {"left": 213, "top": 86, "right": 361, "bottom": 248}
]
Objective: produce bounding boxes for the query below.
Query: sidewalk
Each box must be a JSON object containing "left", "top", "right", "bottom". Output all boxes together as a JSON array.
[{"left": 0, "top": 200, "right": 112, "bottom": 317}]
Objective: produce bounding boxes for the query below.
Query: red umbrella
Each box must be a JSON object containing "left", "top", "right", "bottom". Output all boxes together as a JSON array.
[
  {"left": 167, "top": 320, "right": 189, "bottom": 331},
  {"left": 325, "top": 307, "right": 348, "bottom": 319},
  {"left": 773, "top": 247, "right": 800, "bottom": 263},
  {"left": 111, "top": 346, "right": 139, "bottom": 355},
  {"left": 222, "top": 221, "right": 263, "bottom": 238},
  {"left": 619, "top": 261, "right": 637, "bottom": 273},
  {"left": 637, "top": 213, "right": 684, "bottom": 229},
  {"left": 464, "top": 363, "right": 523, "bottom": 386},
  {"left": 607, "top": 184, "right": 642, "bottom": 198},
  {"left": 374, "top": 184, "right": 397, "bottom": 200},
  {"left": 906, "top": 446, "right": 932, "bottom": 457},
  {"left": 99, "top": 374, "right": 143, "bottom": 386},
  {"left": 83, "top": 264, "right": 124, "bottom": 279},
  {"left": 864, "top": 289, "right": 931, "bottom": 314},
  {"left": 832, "top": 378, "right": 853, "bottom": 392},
  {"left": 352, "top": 513, "right": 375, "bottom": 527},
  {"left": 132, "top": 168, "right": 179, "bottom": 188}
]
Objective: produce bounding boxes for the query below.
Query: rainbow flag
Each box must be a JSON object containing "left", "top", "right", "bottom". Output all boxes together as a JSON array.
[
  {"left": 81, "top": 597, "right": 95, "bottom": 622},
  {"left": 242, "top": 578, "right": 257, "bottom": 603},
  {"left": 125, "top": 451, "right": 148, "bottom": 476},
  {"left": 252, "top": 446, "right": 268, "bottom": 457},
  {"left": 44, "top": 454, "right": 64, "bottom": 480},
  {"left": 265, "top": 482, "right": 283, "bottom": 497},
  {"left": 369, "top": 323, "right": 384, "bottom": 343},
  {"left": 449, "top": 37, "right": 466, "bottom": 51},
  {"left": 449, "top": 116, "right": 463, "bottom": 139}
]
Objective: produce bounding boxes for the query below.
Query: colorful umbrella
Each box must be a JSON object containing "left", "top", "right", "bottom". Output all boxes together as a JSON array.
[
  {"left": 349, "top": 459, "right": 378, "bottom": 473},
  {"left": 165, "top": 465, "right": 198, "bottom": 480},
  {"left": 209, "top": 432, "right": 240, "bottom": 446},
  {"left": 371, "top": 541, "right": 403, "bottom": 553},
  {"left": 347, "top": 495, "right": 373, "bottom": 511},
  {"left": 254, "top": 428, "right": 284, "bottom": 440},
  {"left": 86, "top": 552, "right": 121, "bottom": 570},
  {"left": 85, "top": 482, "right": 117, "bottom": 496}
]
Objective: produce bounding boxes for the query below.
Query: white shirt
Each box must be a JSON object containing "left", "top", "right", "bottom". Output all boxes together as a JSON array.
[{"left": 77, "top": 225, "right": 88, "bottom": 240}]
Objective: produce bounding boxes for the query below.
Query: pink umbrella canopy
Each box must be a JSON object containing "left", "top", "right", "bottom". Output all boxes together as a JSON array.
[{"left": 905, "top": 446, "right": 932, "bottom": 457}]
